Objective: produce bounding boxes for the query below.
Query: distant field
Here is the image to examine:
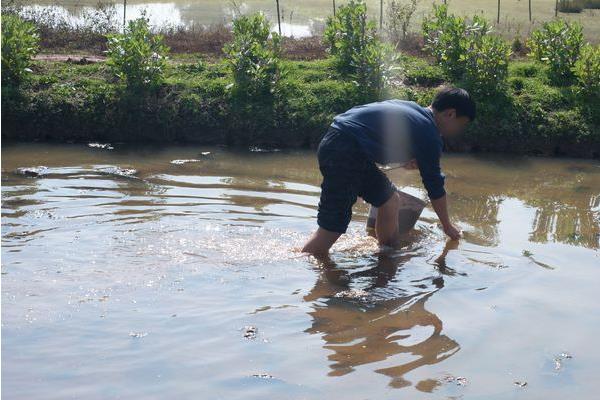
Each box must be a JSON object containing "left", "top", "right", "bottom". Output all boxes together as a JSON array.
[{"left": 15, "top": 0, "right": 600, "bottom": 41}]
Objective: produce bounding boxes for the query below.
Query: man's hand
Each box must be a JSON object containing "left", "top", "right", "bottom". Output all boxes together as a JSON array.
[
  {"left": 443, "top": 223, "right": 462, "bottom": 240},
  {"left": 430, "top": 194, "right": 461, "bottom": 241}
]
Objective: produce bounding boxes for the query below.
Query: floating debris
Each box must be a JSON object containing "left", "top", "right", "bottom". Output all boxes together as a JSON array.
[
  {"left": 442, "top": 374, "right": 468, "bottom": 386},
  {"left": 170, "top": 159, "right": 203, "bottom": 165},
  {"left": 554, "top": 352, "right": 573, "bottom": 371},
  {"left": 88, "top": 143, "right": 114, "bottom": 150},
  {"left": 455, "top": 377, "right": 468, "bottom": 386},
  {"left": 251, "top": 373, "right": 273, "bottom": 379},
  {"left": 249, "top": 147, "right": 281, "bottom": 153},
  {"left": 514, "top": 381, "right": 528, "bottom": 388},
  {"left": 129, "top": 332, "right": 148, "bottom": 338},
  {"left": 97, "top": 166, "right": 137, "bottom": 178},
  {"left": 243, "top": 325, "right": 258, "bottom": 339},
  {"left": 15, "top": 166, "right": 49, "bottom": 177},
  {"left": 334, "top": 289, "right": 369, "bottom": 300},
  {"left": 170, "top": 152, "right": 211, "bottom": 164}
]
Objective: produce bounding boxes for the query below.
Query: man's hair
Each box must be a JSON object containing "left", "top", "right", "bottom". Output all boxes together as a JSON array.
[{"left": 431, "top": 87, "right": 476, "bottom": 121}]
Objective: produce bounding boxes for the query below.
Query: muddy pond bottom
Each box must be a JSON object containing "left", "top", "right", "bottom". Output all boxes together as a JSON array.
[{"left": 2, "top": 143, "right": 599, "bottom": 399}]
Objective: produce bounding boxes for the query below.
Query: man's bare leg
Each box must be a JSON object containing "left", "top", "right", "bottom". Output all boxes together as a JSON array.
[
  {"left": 375, "top": 191, "right": 401, "bottom": 246},
  {"left": 301, "top": 227, "right": 342, "bottom": 256}
]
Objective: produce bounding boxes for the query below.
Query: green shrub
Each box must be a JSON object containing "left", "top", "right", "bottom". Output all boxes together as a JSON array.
[
  {"left": 223, "top": 13, "right": 281, "bottom": 100},
  {"left": 422, "top": 4, "right": 467, "bottom": 80},
  {"left": 1, "top": 14, "right": 39, "bottom": 85},
  {"left": 324, "top": 0, "right": 395, "bottom": 101},
  {"left": 106, "top": 16, "right": 169, "bottom": 90},
  {"left": 528, "top": 19, "right": 584, "bottom": 85},
  {"left": 572, "top": 44, "right": 600, "bottom": 98},
  {"left": 510, "top": 61, "right": 544, "bottom": 78},
  {"left": 422, "top": 5, "right": 509, "bottom": 95},
  {"left": 511, "top": 36, "right": 525, "bottom": 54},
  {"left": 463, "top": 34, "right": 511, "bottom": 95},
  {"left": 404, "top": 62, "right": 445, "bottom": 86}
]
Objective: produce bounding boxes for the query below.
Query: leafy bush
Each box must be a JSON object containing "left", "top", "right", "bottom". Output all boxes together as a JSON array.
[
  {"left": 403, "top": 56, "right": 445, "bottom": 86},
  {"left": 385, "top": 0, "right": 419, "bottom": 44},
  {"left": 422, "top": 5, "right": 490, "bottom": 81},
  {"left": 106, "top": 16, "right": 169, "bottom": 90},
  {"left": 572, "top": 44, "right": 600, "bottom": 98},
  {"left": 422, "top": 5, "right": 509, "bottom": 95},
  {"left": 528, "top": 19, "right": 584, "bottom": 85},
  {"left": 422, "top": 4, "right": 467, "bottom": 80},
  {"left": 324, "top": 0, "right": 395, "bottom": 101},
  {"left": 223, "top": 12, "right": 282, "bottom": 100},
  {"left": 1, "top": 14, "right": 39, "bottom": 85},
  {"left": 463, "top": 34, "right": 511, "bottom": 95}
]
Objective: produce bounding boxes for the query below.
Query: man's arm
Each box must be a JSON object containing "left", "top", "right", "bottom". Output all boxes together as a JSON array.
[
  {"left": 413, "top": 131, "right": 461, "bottom": 240},
  {"left": 431, "top": 194, "right": 461, "bottom": 240}
]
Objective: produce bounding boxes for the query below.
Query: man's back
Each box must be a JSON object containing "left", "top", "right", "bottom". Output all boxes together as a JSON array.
[
  {"left": 331, "top": 99, "right": 441, "bottom": 165},
  {"left": 331, "top": 99, "right": 445, "bottom": 200}
]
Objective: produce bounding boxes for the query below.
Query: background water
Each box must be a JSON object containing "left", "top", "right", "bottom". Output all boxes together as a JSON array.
[
  {"left": 2, "top": 143, "right": 599, "bottom": 399},
  {"left": 14, "top": 0, "right": 600, "bottom": 40}
]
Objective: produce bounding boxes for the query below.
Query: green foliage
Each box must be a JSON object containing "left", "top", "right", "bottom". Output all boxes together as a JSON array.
[
  {"left": 402, "top": 56, "right": 445, "bottom": 86},
  {"left": 106, "top": 16, "right": 169, "bottom": 90},
  {"left": 2, "top": 48, "right": 598, "bottom": 157},
  {"left": 422, "top": 5, "right": 509, "bottom": 95},
  {"left": 324, "top": 0, "right": 395, "bottom": 101},
  {"left": 528, "top": 19, "right": 584, "bottom": 85},
  {"left": 572, "top": 44, "right": 600, "bottom": 98},
  {"left": 422, "top": 5, "right": 489, "bottom": 80},
  {"left": 511, "top": 36, "right": 524, "bottom": 54},
  {"left": 223, "top": 12, "right": 282, "bottom": 101},
  {"left": 463, "top": 34, "right": 511, "bottom": 95},
  {"left": 1, "top": 14, "right": 39, "bottom": 85}
]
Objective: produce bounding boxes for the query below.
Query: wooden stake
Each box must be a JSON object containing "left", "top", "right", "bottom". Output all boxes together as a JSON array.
[{"left": 276, "top": 0, "right": 282, "bottom": 35}]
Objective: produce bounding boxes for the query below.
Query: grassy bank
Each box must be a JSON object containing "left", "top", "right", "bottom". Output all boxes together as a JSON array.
[{"left": 2, "top": 54, "right": 599, "bottom": 158}]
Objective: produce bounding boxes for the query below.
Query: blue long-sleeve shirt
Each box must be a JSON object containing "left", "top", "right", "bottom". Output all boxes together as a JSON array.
[{"left": 331, "top": 99, "right": 446, "bottom": 200}]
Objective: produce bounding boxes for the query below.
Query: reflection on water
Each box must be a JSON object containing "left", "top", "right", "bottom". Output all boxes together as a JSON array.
[
  {"left": 17, "top": 1, "right": 322, "bottom": 37},
  {"left": 305, "top": 246, "right": 459, "bottom": 390},
  {"left": 1, "top": 143, "right": 599, "bottom": 399}
]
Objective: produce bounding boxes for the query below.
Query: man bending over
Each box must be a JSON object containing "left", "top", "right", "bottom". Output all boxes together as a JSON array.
[{"left": 302, "top": 87, "right": 476, "bottom": 255}]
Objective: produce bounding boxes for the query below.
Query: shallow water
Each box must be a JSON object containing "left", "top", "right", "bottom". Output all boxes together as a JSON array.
[
  {"left": 2, "top": 143, "right": 599, "bottom": 399},
  {"left": 18, "top": 0, "right": 600, "bottom": 39}
]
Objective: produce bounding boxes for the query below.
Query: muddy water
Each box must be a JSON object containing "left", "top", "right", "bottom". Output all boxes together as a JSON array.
[{"left": 2, "top": 143, "right": 599, "bottom": 399}]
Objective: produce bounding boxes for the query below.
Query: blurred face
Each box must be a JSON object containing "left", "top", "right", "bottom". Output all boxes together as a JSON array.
[{"left": 435, "top": 108, "right": 471, "bottom": 137}]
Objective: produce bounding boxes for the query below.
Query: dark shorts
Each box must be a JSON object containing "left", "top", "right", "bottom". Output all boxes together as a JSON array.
[{"left": 316, "top": 127, "right": 395, "bottom": 233}]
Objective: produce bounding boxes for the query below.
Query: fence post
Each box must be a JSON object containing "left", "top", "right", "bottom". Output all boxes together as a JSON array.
[
  {"left": 528, "top": 0, "right": 532, "bottom": 21},
  {"left": 276, "top": 0, "right": 282, "bottom": 35},
  {"left": 123, "top": 0, "right": 127, "bottom": 32},
  {"left": 555, "top": 0, "right": 559, "bottom": 17},
  {"left": 497, "top": 0, "right": 500, "bottom": 24},
  {"left": 333, "top": 0, "right": 336, "bottom": 17},
  {"left": 380, "top": 0, "right": 383, "bottom": 30}
]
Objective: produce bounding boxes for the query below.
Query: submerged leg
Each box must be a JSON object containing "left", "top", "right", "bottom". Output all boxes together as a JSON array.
[
  {"left": 374, "top": 191, "right": 401, "bottom": 246},
  {"left": 301, "top": 227, "right": 342, "bottom": 256}
]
